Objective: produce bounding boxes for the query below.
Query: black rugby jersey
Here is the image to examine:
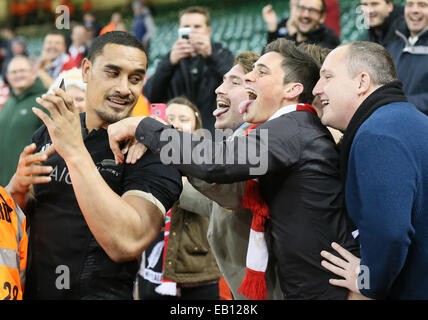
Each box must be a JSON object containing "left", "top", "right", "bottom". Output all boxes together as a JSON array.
[{"left": 24, "top": 113, "right": 182, "bottom": 300}]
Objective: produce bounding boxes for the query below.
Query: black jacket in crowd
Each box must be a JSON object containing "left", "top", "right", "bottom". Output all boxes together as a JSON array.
[
  {"left": 364, "top": 5, "right": 404, "bottom": 48},
  {"left": 267, "top": 18, "right": 340, "bottom": 49},
  {"left": 143, "top": 42, "right": 234, "bottom": 134}
]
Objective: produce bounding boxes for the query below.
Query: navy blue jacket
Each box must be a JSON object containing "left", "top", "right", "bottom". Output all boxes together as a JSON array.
[
  {"left": 387, "top": 26, "right": 428, "bottom": 115},
  {"left": 346, "top": 102, "right": 428, "bottom": 299}
]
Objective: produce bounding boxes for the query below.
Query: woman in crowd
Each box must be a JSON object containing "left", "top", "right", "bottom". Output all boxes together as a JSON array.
[{"left": 136, "top": 96, "right": 221, "bottom": 300}]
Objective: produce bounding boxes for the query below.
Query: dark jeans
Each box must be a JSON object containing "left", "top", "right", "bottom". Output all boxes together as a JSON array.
[{"left": 137, "top": 275, "right": 219, "bottom": 300}]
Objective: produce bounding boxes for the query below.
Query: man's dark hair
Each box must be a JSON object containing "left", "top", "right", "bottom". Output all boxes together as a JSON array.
[
  {"left": 299, "top": 0, "right": 327, "bottom": 14},
  {"left": 263, "top": 39, "right": 320, "bottom": 104},
  {"left": 87, "top": 31, "right": 147, "bottom": 63},
  {"left": 360, "top": 0, "right": 394, "bottom": 4},
  {"left": 298, "top": 43, "right": 331, "bottom": 68},
  {"left": 234, "top": 51, "right": 260, "bottom": 74}
]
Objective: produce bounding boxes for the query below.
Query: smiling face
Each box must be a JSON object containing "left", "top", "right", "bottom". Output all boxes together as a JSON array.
[
  {"left": 82, "top": 43, "right": 147, "bottom": 128},
  {"left": 312, "top": 46, "right": 361, "bottom": 131},
  {"left": 6, "top": 56, "right": 36, "bottom": 95},
  {"left": 296, "top": 0, "right": 325, "bottom": 34},
  {"left": 214, "top": 64, "right": 247, "bottom": 130},
  {"left": 239, "top": 52, "right": 289, "bottom": 124},
  {"left": 405, "top": 0, "right": 428, "bottom": 37},
  {"left": 361, "top": 0, "right": 394, "bottom": 28},
  {"left": 42, "top": 34, "right": 66, "bottom": 61}
]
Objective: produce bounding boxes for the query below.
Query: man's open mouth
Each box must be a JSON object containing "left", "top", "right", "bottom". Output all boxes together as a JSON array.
[
  {"left": 299, "top": 17, "right": 313, "bottom": 27},
  {"left": 246, "top": 88, "right": 257, "bottom": 101},
  {"left": 213, "top": 100, "right": 230, "bottom": 117},
  {"left": 321, "top": 99, "right": 330, "bottom": 107},
  {"left": 238, "top": 88, "right": 258, "bottom": 114}
]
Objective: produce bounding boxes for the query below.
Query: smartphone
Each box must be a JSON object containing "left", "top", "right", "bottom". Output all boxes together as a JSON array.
[
  {"left": 178, "top": 27, "right": 192, "bottom": 40},
  {"left": 59, "top": 78, "right": 65, "bottom": 90},
  {"left": 150, "top": 103, "right": 167, "bottom": 122},
  {"left": 47, "top": 77, "right": 66, "bottom": 95}
]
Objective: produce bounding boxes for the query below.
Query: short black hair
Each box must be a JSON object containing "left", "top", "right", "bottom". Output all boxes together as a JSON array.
[
  {"left": 87, "top": 31, "right": 147, "bottom": 63},
  {"left": 263, "top": 39, "right": 321, "bottom": 104},
  {"left": 298, "top": 0, "right": 326, "bottom": 14},
  {"left": 234, "top": 51, "right": 260, "bottom": 74}
]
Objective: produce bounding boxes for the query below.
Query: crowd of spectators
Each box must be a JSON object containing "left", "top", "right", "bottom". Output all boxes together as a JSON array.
[{"left": 0, "top": 0, "right": 427, "bottom": 301}]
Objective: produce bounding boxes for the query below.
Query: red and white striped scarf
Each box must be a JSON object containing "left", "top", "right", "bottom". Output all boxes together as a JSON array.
[
  {"left": 155, "top": 208, "right": 178, "bottom": 296},
  {"left": 238, "top": 104, "right": 317, "bottom": 300}
]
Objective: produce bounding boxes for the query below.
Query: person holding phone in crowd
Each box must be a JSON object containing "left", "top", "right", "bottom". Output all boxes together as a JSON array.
[{"left": 143, "top": 6, "right": 234, "bottom": 135}]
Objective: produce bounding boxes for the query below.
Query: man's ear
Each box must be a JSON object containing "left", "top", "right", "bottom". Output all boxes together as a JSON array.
[
  {"left": 319, "top": 12, "right": 326, "bottom": 25},
  {"left": 357, "top": 72, "right": 371, "bottom": 96},
  {"left": 81, "top": 58, "right": 91, "bottom": 84},
  {"left": 388, "top": 2, "right": 394, "bottom": 14},
  {"left": 284, "top": 82, "right": 304, "bottom": 101}
]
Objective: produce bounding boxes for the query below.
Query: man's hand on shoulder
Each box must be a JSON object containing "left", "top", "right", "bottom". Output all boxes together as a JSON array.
[{"left": 107, "top": 116, "right": 146, "bottom": 165}]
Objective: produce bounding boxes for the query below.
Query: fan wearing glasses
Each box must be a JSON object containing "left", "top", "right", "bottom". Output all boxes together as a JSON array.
[{"left": 264, "top": 0, "right": 340, "bottom": 49}]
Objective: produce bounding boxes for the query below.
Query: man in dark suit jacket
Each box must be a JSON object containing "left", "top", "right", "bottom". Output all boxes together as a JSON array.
[{"left": 108, "top": 39, "right": 361, "bottom": 300}]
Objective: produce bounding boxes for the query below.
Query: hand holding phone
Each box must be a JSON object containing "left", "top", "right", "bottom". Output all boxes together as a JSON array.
[
  {"left": 178, "top": 27, "right": 192, "bottom": 40},
  {"left": 170, "top": 28, "right": 195, "bottom": 65},
  {"left": 46, "top": 77, "right": 66, "bottom": 95}
]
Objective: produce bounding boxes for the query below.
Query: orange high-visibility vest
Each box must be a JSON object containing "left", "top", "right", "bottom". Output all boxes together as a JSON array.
[
  {"left": 0, "top": 186, "right": 28, "bottom": 300},
  {"left": 132, "top": 94, "right": 150, "bottom": 117}
]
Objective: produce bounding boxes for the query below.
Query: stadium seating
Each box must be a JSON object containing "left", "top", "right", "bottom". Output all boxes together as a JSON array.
[{"left": 23, "top": 0, "right": 405, "bottom": 76}]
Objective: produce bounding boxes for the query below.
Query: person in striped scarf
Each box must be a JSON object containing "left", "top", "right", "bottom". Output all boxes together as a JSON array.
[{"left": 108, "top": 39, "right": 361, "bottom": 299}]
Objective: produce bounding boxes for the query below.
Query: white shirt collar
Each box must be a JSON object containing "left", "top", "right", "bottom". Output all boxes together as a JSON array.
[
  {"left": 408, "top": 27, "right": 428, "bottom": 45},
  {"left": 69, "top": 45, "right": 86, "bottom": 58},
  {"left": 268, "top": 104, "right": 300, "bottom": 122}
]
